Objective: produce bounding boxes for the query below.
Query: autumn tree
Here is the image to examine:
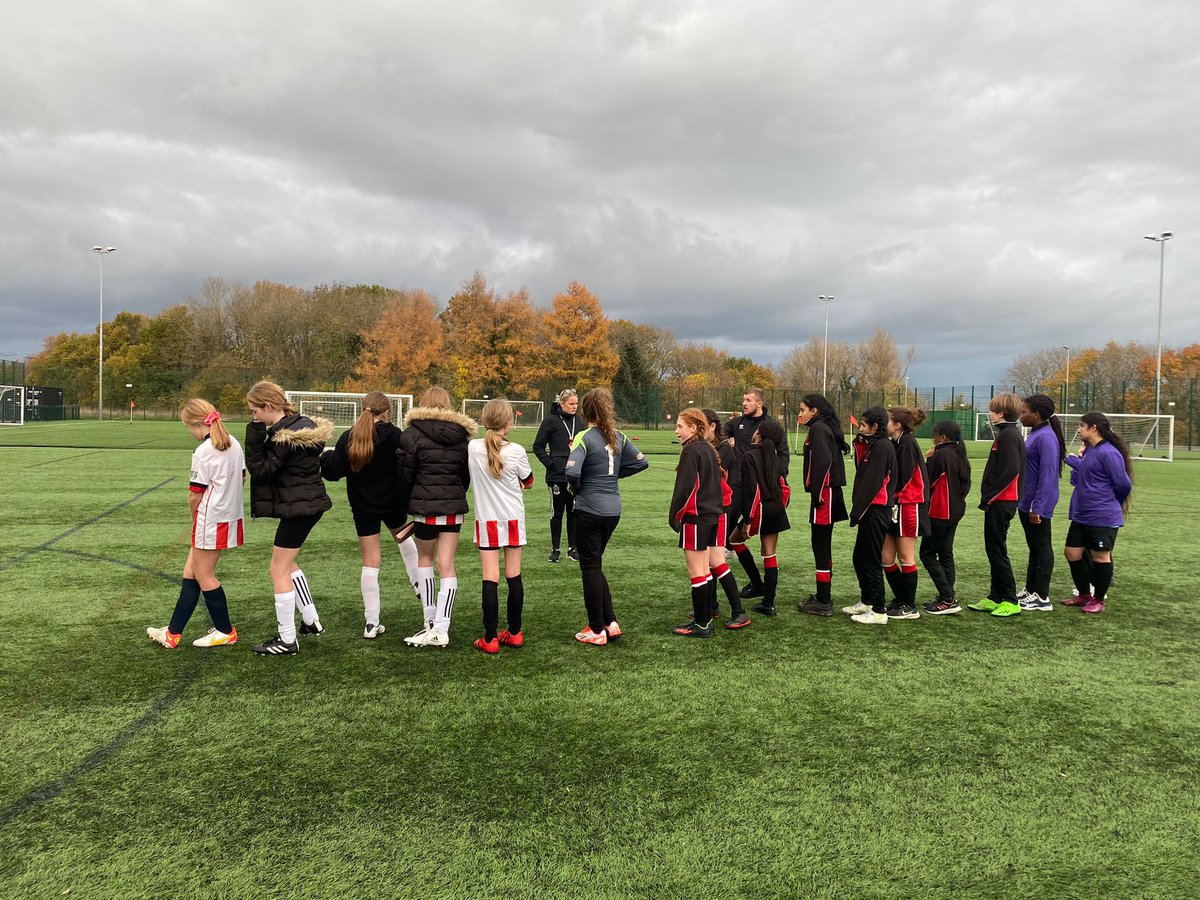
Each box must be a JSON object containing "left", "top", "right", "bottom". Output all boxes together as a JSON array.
[
  {"left": 1004, "top": 347, "right": 1068, "bottom": 396},
  {"left": 857, "top": 327, "right": 904, "bottom": 392},
  {"left": 493, "top": 288, "right": 543, "bottom": 398},
  {"left": 541, "top": 281, "right": 618, "bottom": 389},
  {"left": 777, "top": 336, "right": 857, "bottom": 394},
  {"left": 344, "top": 290, "right": 446, "bottom": 394}
]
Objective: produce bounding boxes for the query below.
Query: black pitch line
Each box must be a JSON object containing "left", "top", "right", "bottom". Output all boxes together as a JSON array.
[
  {"left": 24, "top": 450, "right": 103, "bottom": 469},
  {"left": 0, "top": 476, "right": 176, "bottom": 573},
  {"left": 0, "top": 666, "right": 197, "bottom": 827},
  {"left": 47, "top": 548, "right": 180, "bottom": 584}
]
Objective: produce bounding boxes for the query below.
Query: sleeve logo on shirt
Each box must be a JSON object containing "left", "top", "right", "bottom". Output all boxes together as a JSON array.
[
  {"left": 636, "top": 452, "right": 644, "bottom": 460},
  {"left": 566, "top": 460, "right": 576, "bottom": 468}
]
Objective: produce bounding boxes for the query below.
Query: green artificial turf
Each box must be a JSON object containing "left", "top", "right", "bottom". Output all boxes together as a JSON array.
[{"left": 1, "top": 422, "right": 1198, "bottom": 899}]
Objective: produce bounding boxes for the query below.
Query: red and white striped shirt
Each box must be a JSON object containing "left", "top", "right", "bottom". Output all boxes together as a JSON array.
[{"left": 468, "top": 438, "right": 533, "bottom": 548}]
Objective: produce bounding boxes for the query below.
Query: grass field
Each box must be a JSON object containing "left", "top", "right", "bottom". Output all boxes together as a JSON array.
[{"left": 1, "top": 420, "right": 1198, "bottom": 899}]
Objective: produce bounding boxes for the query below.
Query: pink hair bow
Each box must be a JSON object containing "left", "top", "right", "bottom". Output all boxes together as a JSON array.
[{"left": 203, "top": 410, "right": 221, "bottom": 426}]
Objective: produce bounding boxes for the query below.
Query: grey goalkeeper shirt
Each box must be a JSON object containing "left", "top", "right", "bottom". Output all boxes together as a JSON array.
[{"left": 565, "top": 427, "right": 649, "bottom": 517}]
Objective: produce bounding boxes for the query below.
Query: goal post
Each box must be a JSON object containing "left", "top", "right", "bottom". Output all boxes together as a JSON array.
[
  {"left": 975, "top": 411, "right": 1174, "bottom": 461},
  {"left": 0, "top": 385, "right": 24, "bottom": 425},
  {"left": 285, "top": 391, "right": 413, "bottom": 428},
  {"left": 461, "top": 399, "right": 544, "bottom": 427}
]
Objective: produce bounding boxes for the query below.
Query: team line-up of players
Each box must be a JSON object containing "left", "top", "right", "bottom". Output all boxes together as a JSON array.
[{"left": 146, "top": 382, "right": 1134, "bottom": 654}]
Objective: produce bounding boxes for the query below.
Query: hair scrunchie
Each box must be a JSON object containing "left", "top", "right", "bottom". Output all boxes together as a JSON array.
[{"left": 203, "top": 410, "right": 221, "bottom": 426}]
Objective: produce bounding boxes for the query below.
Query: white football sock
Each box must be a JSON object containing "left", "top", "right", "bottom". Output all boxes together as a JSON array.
[
  {"left": 433, "top": 576, "right": 458, "bottom": 636},
  {"left": 361, "top": 566, "right": 381, "bottom": 625},
  {"left": 396, "top": 536, "right": 420, "bottom": 596},
  {"left": 274, "top": 591, "right": 297, "bottom": 643},
  {"left": 292, "top": 569, "right": 319, "bottom": 626},
  {"left": 416, "top": 566, "right": 435, "bottom": 626}
]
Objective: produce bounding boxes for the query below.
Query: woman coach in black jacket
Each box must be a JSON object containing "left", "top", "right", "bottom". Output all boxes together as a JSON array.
[
  {"left": 533, "top": 389, "right": 582, "bottom": 562},
  {"left": 244, "top": 380, "right": 334, "bottom": 656}
]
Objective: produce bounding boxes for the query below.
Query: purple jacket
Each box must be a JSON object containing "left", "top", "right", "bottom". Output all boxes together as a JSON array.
[
  {"left": 1018, "top": 422, "right": 1061, "bottom": 517},
  {"left": 1065, "top": 441, "right": 1132, "bottom": 527}
]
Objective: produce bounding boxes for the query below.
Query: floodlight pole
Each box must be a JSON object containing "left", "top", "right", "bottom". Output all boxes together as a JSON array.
[
  {"left": 1143, "top": 232, "right": 1173, "bottom": 418},
  {"left": 92, "top": 246, "right": 117, "bottom": 419},
  {"left": 1062, "top": 345, "right": 1071, "bottom": 411},
  {"left": 818, "top": 295, "right": 834, "bottom": 395}
]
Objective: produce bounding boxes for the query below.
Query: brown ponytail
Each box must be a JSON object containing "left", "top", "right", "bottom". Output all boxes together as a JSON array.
[{"left": 348, "top": 391, "right": 391, "bottom": 473}]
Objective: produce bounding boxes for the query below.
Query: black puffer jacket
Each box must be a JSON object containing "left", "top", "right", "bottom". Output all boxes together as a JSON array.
[
  {"left": 320, "top": 421, "right": 404, "bottom": 516},
  {"left": 245, "top": 414, "right": 334, "bottom": 519},
  {"left": 396, "top": 407, "right": 477, "bottom": 517},
  {"left": 533, "top": 402, "right": 582, "bottom": 485}
]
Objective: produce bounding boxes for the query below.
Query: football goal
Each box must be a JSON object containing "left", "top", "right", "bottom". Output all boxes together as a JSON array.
[
  {"left": 975, "top": 411, "right": 1175, "bottom": 461},
  {"left": 0, "top": 385, "right": 24, "bottom": 426},
  {"left": 462, "top": 399, "right": 544, "bottom": 426},
  {"left": 284, "top": 391, "right": 414, "bottom": 428}
]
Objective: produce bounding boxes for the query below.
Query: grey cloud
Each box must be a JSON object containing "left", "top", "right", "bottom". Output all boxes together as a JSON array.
[{"left": 2, "top": 1, "right": 1197, "bottom": 386}]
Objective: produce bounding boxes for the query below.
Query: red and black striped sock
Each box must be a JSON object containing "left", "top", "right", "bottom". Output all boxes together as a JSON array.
[
  {"left": 732, "top": 542, "right": 762, "bottom": 589},
  {"left": 883, "top": 563, "right": 901, "bottom": 602},
  {"left": 691, "top": 574, "right": 713, "bottom": 625},
  {"left": 815, "top": 567, "right": 832, "bottom": 605},
  {"left": 763, "top": 554, "right": 778, "bottom": 607},
  {"left": 901, "top": 564, "right": 919, "bottom": 606}
]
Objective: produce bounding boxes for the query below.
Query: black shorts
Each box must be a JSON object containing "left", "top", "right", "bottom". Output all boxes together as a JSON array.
[
  {"left": 413, "top": 521, "right": 463, "bottom": 541},
  {"left": 678, "top": 521, "right": 718, "bottom": 551},
  {"left": 274, "top": 512, "right": 323, "bottom": 549},
  {"left": 1066, "top": 522, "right": 1119, "bottom": 553},
  {"left": 352, "top": 510, "right": 409, "bottom": 538}
]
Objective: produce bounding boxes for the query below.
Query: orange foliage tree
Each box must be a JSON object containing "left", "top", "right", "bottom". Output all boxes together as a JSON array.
[{"left": 343, "top": 289, "right": 445, "bottom": 395}]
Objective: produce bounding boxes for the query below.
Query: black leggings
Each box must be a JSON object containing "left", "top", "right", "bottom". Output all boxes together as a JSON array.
[
  {"left": 853, "top": 506, "right": 889, "bottom": 613},
  {"left": 984, "top": 502, "right": 1017, "bottom": 602},
  {"left": 811, "top": 523, "right": 834, "bottom": 603},
  {"left": 919, "top": 520, "right": 959, "bottom": 602},
  {"left": 1019, "top": 511, "right": 1054, "bottom": 599},
  {"left": 549, "top": 485, "right": 577, "bottom": 551},
  {"left": 575, "top": 510, "right": 619, "bottom": 632}
]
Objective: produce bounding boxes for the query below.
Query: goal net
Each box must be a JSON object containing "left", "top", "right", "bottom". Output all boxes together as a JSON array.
[
  {"left": 974, "top": 414, "right": 1030, "bottom": 442},
  {"left": 976, "top": 411, "right": 1174, "bottom": 461},
  {"left": 285, "top": 391, "right": 414, "bottom": 429},
  {"left": 462, "top": 399, "right": 544, "bottom": 427},
  {"left": 1055, "top": 413, "right": 1174, "bottom": 462},
  {"left": 0, "top": 385, "right": 24, "bottom": 425}
]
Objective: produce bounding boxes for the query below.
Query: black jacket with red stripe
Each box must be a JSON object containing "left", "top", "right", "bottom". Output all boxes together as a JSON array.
[
  {"left": 737, "top": 443, "right": 787, "bottom": 530},
  {"left": 926, "top": 441, "right": 971, "bottom": 523},
  {"left": 802, "top": 419, "right": 847, "bottom": 498},
  {"left": 979, "top": 420, "right": 1025, "bottom": 510},
  {"left": 670, "top": 440, "right": 723, "bottom": 532},
  {"left": 850, "top": 432, "right": 896, "bottom": 525},
  {"left": 891, "top": 431, "right": 928, "bottom": 506}
]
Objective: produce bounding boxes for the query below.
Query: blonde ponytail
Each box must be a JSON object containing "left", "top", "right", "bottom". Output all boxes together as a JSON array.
[
  {"left": 180, "top": 398, "right": 232, "bottom": 451},
  {"left": 348, "top": 391, "right": 390, "bottom": 472}
]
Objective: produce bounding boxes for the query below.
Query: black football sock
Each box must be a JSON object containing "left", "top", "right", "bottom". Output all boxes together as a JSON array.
[
  {"left": 168, "top": 578, "right": 202, "bottom": 635},
  {"left": 201, "top": 584, "right": 232, "bottom": 634},
  {"left": 482, "top": 580, "right": 499, "bottom": 640},
  {"left": 1090, "top": 561, "right": 1113, "bottom": 602},
  {"left": 883, "top": 564, "right": 901, "bottom": 603},
  {"left": 505, "top": 574, "right": 524, "bottom": 634},
  {"left": 733, "top": 544, "right": 762, "bottom": 589},
  {"left": 1068, "top": 557, "right": 1093, "bottom": 596}
]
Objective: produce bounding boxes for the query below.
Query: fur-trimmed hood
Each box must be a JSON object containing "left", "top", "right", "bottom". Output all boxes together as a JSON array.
[
  {"left": 403, "top": 406, "right": 477, "bottom": 442},
  {"left": 271, "top": 416, "right": 335, "bottom": 448}
]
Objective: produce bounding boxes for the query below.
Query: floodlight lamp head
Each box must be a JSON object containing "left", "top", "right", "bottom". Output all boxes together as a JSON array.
[{"left": 1162, "top": 232, "right": 1173, "bottom": 240}]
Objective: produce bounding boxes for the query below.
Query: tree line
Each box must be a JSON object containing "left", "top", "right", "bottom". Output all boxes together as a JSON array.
[{"left": 31, "top": 270, "right": 1089, "bottom": 415}]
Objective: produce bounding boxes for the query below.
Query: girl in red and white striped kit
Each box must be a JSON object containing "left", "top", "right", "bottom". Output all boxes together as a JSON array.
[
  {"left": 467, "top": 398, "right": 534, "bottom": 653},
  {"left": 147, "top": 399, "right": 244, "bottom": 650}
]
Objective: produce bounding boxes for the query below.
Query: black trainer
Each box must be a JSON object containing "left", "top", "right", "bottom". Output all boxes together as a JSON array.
[
  {"left": 253, "top": 634, "right": 298, "bottom": 655},
  {"left": 886, "top": 604, "right": 921, "bottom": 620},
  {"left": 566, "top": 547, "right": 580, "bottom": 562},
  {"left": 548, "top": 549, "right": 562, "bottom": 563},
  {"left": 299, "top": 619, "right": 325, "bottom": 636},
  {"left": 923, "top": 598, "right": 962, "bottom": 615},
  {"left": 725, "top": 612, "right": 752, "bottom": 629},
  {"left": 739, "top": 583, "right": 765, "bottom": 599},
  {"left": 672, "top": 620, "right": 713, "bottom": 638},
  {"left": 751, "top": 602, "right": 777, "bottom": 617},
  {"left": 799, "top": 596, "right": 833, "bottom": 617}
]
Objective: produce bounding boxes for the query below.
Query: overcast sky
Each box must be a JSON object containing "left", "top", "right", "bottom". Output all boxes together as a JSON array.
[{"left": 2, "top": 0, "right": 1196, "bottom": 385}]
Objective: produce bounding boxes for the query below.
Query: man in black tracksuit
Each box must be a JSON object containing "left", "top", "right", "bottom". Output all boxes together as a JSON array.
[
  {"left": 533, "top": 389, "right": 583, "bottom": 562},
  {"left": 724, "top": 388, "right": 789, "bottom": 597}
]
